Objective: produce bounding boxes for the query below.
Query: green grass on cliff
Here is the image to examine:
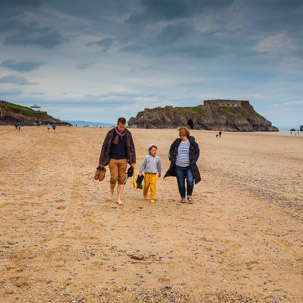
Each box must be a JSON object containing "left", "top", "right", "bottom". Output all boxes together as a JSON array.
[
  {"left": 146, "top": 106, "right": 205, "bottom": 116},
  {"left": 221, "top": 106, "right": 266, "bottom": 120},
  {"left": 146, "top": 107, "right": 160, "bottom": 113},
  {"left": 254, "top": 111, "right": 266, "bottom": 119},
  {"left": 3, "top": 101, "right": 52, "bottom": 118},
  {"left": 221, "top": 107, "right": 244, "bottom": 118},
  {"left": 173, "top": 106, "right": 205, "bottom": 116},
  {"left": 191, "top": 106, "right": 205, "bottom": 115}
]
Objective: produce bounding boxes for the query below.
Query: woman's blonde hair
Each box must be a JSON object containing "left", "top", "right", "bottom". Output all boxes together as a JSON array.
[{"left": 178, "top": 126, "right": 190, "bottom": 137}]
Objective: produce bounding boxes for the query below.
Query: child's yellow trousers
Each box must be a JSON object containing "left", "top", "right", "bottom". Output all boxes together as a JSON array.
[{"left": 143, "top": 173, "right": 157, "bottom": 200}]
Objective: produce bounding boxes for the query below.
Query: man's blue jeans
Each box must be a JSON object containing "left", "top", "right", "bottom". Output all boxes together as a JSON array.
[{"left": 175, "top": 165, "right": 194, "bottom": 199}]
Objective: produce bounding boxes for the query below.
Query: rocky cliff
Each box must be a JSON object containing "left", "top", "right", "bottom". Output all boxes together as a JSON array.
[
  {"left": 128, "top": 102, "right": 278, "bottom": 132},
  {"left": 0, "top": 100, "right": 70, "bottom": 126}
]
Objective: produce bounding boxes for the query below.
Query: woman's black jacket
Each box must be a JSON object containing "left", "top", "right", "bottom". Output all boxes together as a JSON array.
[{"left": 164, "top": 136, "right": 201, "bottom": 184}]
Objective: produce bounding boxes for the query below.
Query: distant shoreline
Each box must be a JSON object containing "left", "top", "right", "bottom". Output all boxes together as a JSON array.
[{"left": 2, "top": 125, "right": 301, "bottom": 136}]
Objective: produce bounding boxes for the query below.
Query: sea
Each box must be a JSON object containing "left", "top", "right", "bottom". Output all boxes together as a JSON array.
[
  {"left": 254, "top": 128, "right": 302, "bottom": 135},
  {"left": 65, "top": 120, "right": 114, "bottom": 127},
  {"left": 65, "top": 122, "right": 302, "bottom": 136}
]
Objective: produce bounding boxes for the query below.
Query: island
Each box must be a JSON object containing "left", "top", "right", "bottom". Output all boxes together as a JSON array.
[{"left": 128, "top": 99, "right": 279, "bottom": 132}]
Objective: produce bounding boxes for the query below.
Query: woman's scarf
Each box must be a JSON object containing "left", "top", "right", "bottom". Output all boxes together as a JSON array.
[{"left": 113, "top": 127, "right": 126, "bottom": 144}]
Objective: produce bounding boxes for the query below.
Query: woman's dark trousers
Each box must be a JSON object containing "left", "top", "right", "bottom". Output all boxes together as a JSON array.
[{"left": 175, "top": 165, "right": 194, "bottom": 199}]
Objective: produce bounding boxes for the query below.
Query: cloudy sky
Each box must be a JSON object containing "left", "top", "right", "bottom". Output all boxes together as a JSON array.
[{"left": 0, "top": 0, "right": 302, "bottom": 126}]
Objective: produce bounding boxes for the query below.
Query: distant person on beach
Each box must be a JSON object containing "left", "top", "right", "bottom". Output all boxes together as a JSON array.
[
  {"left": 99, "top": 117, "right": 136, "bottom": 205},
  {"left": 219, "top": 131, "right": 222, "bottom": 137},
  {"left": 138, "top": 144, "right": 161, "bottom": 203},
  {"left": 52, "top": 123, "right": 56, "bottom": 133},
  {"left": 47, "top": 123, "right": 51, "bottom": 132},
  {"left": 15, "top": 123, "right": 19, "bottom": 130},
  {"left": 18, "top": 125, "right": 21, "bottom": 132},
  {"left": 164, "top": 127, "right": 201, "bottom": 204}
]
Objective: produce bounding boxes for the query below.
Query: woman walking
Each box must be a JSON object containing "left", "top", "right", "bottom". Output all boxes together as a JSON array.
[{"left": 164, "top": 127, "right": 201, "bottom": 203}]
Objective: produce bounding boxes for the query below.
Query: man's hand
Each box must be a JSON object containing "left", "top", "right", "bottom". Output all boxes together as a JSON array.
[
  {"left": 158, "top": 173, "right": 161, "bottom": 178},
  {"left": 99, "top": 164, "right": 103, "bottom": 168}
]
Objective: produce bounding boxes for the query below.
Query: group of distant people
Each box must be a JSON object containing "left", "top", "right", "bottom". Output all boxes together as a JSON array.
[
  {"left": 15, "top": 123, "right": 57, "bottom": 132},
  {"left": 98, "top": 117, "right": 201, "bottom": 204},
  {"left": 47, "top": 123, "right": 56, "bottom": 132}
]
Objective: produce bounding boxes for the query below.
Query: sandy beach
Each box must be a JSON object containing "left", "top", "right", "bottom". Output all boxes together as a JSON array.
[{"left": 0, "top": 126, "right": 302, "bottom": 302}]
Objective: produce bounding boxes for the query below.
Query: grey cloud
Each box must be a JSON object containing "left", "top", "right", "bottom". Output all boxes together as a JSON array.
[
  {"left": 0, "top": 1, "right": 44, "bottom": 35},
  {"left": 121, "top": 39, "right": 222, "bottom": 59},
  {"left": 126, "top": 0, "right": 235, "bottom": 24},
  {"left": 85, "top": 92, "right": 141, "bottom": 99},
  {"left": 74, "top": 62, "right": 94, "bottom": 70},
  {"left": 184, "top": 44, "right": 225, "bottom": 60},
  {"left": 3, "top": 25, "right": 65, "bottom": 48},
  {"left": 128, "top": 64, "right": 155, "bottom": 73},
  {"left": 45, "top": 0, "right": 132, "bottom": 22},
  {"left": 123, "top": 0, "right": 302, "bottom": 60},
  {"left": 120, "top": 44, "right": 149, "bottom": 55},
  {"left": 84, "top": 92, "right": 158, "bottom": 104},
  {"left": 232, "top": 1, "right": 303, "bottom": 39},
  {"left": 292, "top": 49, "right": 303, "bottom": 59},
  {"left": 124, "top": 0, "right": 301, "bottom": 60},
  {"left": 1, "top": 59, "right": 45, "bottom": 72},
  {"left": 158, "top": 22, "right": 192, "bottom": 44},
  {"left": 0, "top": 75, "right": 38, "bottom": 85},
  {"left": 141, "top": 0, "right": 192, "bottom": 19},
  {"left": 0, "top": 0, "right": 43, "bottom": 19},
  {"left": 2, "top": 0, "right": 300, "bottom": 60},
  {"left": 31, "top": 92, "right": 45, "bottom": 95},
  {"left": 126, "top": 0, "right": 194, "bottom": 24},
  {"left": 86, "top": 37, "right": 115, "bottom": 51},
  {"left": 0, "top": 0, "right": 66, "bottom": 48},
  {"left": 0, "top": 89, "right": 22, "bottom": 96},
  {"left": 179, "top": 80, "right": 207, "bottom": 88},
  {"left": 47, "top": 99, "right": 133, "bottom": 108}
]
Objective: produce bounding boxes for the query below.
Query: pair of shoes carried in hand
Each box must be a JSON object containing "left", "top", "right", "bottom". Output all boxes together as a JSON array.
[{"left": 94, "top": 166, "right": 106, "bottom": 181}]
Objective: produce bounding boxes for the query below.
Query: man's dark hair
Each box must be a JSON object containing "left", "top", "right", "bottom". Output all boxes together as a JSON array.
[{"left": 117, "top": 117, "right": 126, "bottom": 124}]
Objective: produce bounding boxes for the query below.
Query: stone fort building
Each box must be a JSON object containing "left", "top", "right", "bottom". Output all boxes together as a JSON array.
[{"left": 204, "top": 99, "right": 250, "bottom": 107}]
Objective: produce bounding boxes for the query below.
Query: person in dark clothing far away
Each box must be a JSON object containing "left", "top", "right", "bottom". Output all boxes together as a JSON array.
[
  {"left": 99, "top": 117, "right": 136, "bottom": 205},
  {"left": 164, "top": 127, "right": 201, "bottom": 204}
]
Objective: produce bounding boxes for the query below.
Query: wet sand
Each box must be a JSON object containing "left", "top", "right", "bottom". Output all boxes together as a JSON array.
[{"left": 0, "top": 126, "right": 302, "bottom": 302}]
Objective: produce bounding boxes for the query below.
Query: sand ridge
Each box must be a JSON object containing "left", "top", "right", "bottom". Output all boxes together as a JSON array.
[{"left": 0, "top": 126, "right": 302, "bottom": 302}]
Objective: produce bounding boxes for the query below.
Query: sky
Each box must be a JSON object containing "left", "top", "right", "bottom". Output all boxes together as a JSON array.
[{"left": 0, "top": 0, "right": 302, "bottom": 127}]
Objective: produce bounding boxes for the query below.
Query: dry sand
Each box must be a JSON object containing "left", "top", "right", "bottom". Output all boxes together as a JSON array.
[{"left": 0, "top": 126, "right": 302, "bottom": 303}]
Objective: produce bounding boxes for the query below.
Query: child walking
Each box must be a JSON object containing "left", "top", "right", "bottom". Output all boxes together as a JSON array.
[{"left": 139, "top": 144, "right": 161, "bottom": 203}]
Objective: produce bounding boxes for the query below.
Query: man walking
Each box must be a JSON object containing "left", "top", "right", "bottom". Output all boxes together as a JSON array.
[{"left": 99, "top": 117, "right": 136, "bottom": 205}]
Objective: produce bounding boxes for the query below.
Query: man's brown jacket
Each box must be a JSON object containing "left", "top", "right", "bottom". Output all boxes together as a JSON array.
[{"left": 99, "top": 128, "right": 136, "bottom": 166}]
